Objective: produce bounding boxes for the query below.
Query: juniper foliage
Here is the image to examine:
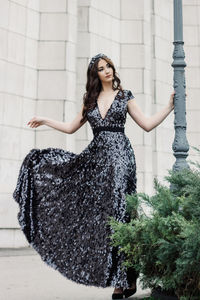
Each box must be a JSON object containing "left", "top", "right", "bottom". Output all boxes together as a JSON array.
[{"left": 108, "top": 148, "right": 200, "bottom": 300}]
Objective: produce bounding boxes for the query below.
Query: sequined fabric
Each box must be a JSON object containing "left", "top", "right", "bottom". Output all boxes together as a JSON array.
[{"left": 13, "top": 89, "right": 137, "bottom": 289}]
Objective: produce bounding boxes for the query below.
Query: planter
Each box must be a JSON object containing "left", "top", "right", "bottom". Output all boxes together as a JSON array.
[{"left": 151, "top": 287, "right": 178, "bottom": 300}]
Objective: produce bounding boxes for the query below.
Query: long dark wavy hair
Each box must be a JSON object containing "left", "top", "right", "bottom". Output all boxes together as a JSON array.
[{"left": 80, "top": 55, "right": 124, "bottom": 123}]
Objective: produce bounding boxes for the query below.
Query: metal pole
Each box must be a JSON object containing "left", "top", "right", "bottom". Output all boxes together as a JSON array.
[{"left": 171, "top": 0, "right": 189, "bottom": 172}]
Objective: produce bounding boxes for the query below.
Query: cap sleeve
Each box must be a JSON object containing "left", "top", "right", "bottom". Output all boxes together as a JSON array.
[{"left": 127, "top": 90, "right": 135, "bottom": 101}]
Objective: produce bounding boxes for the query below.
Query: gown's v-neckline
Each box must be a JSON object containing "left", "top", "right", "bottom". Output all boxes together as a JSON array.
[{"left": 96, "top": 89, "right": 120, "bottom": 121}]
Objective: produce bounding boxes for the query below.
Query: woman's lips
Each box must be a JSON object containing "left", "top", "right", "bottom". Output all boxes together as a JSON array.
[{"left": 105, "top": 74, "right": 111, "bottom": 78}]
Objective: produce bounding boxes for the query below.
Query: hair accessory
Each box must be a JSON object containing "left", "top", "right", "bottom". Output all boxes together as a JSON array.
[{"left": 88, "top": 53, "right": 110, "bottom": 70}]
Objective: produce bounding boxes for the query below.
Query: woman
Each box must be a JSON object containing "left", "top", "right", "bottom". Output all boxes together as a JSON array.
[{"left": 13, "top": 53, "right": 175, "bottom": 299}]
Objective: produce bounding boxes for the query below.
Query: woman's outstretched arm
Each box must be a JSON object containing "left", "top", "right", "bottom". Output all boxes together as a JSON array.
[
  {"left": 27, "top": 104, "right": 87, "bottom": 134},
  {"left": 127, "top": 91, "right": 176, "bottom": 132}
]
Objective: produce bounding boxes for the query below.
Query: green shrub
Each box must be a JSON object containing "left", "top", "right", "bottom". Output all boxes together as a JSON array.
[{"left": 108, "top": 149, "right": 200, "bottom": 300}]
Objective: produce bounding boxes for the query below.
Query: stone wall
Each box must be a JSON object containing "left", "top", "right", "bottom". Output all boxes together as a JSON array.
[{"left": 0, "top": 0, "right": 199, "bottom": 247}]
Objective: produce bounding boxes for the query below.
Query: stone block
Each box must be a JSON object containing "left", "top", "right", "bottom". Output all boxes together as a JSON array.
[
  {"left": 185, "top": 88, "right": 200, "bottom": 110},
  {"left": 0, "top": 126, "right": 20, "bottom": 160},
  {"left": 77, "top": 32, "right": 90, "bottom": 57},
  {"left": 0, "top": 159, "right": 22, "bottom": 193},
  {"left": 133, "top": 145, "right": 153, "bottom": 173},
  {"left": 24, "top": 67, "right": 37, "bottom": 99},
  {"left": 183, "top": 0, "right": 200, "bottom": 4},
  {"left": 154, "top": 35, "right": 174, "bottom": 63},
  {"left": 154, "top": 15, "right": 172, "bottom": 41},
  {"left": 126, "top": 94, "right": 146, "bottom": 112},
  {"left": 0, "top": 194, "right": 19, "bottom": 228},
  {"left": 76, "top": 123, "right": 87, "bottom": 140},
  {"left": 121, "top": 0, "right": 144, "bottom": 20},
  {"left": 19, "top": 128, "right": 35, "bottom": 160},
  {"left": 125, "top": 118, "right": 144, "bottom": 145},
  {"left": 136, "top": 172, "right": 144, "bottom": 193},
  {"left": 2, "top": 94, "right": 23, "bottom": 127},
  {"left": 40, "top": 13, "right": 68, "bottom": 41},
  {"left": 66, "top": 71, "right": 76, "bottom": 101},
  {"left": 5, "top": 62, "right": 24, "bottom": 96},
  {"left": 152, "top": 103, "right": 174, "bottom": 130},
  {"left": 89, "top": 8, "right": 112, "bottom": 40},
  {"left": 78, "top": 6, "right": 89, "bottom": 32},
  {"left": 38, "top": 41, "right": 66, "bottom": 70},
  {"left": 67, "top": 0, "right": 77, "bottom": 15},
  {"left": 155, "top": 80, "right": 174, "bottom": 106},
  {"left": 64, "top": 100, "right": 77, "bottom": 123},
  {"left": 187, "top": 110, "right": 200, "bottom": 133},
  {"left": 91, "top": 0, "right": 120, "bottom": 18},
  {"left": 142, "top": 94, "right": 152, "bottom": 115},
  {"left": 111, "top": 17, "right": 120, "bottom": 43},
  {"left": 0, "top": 229, "right": 29, "bottom": 248},
  {"left": 144, "top": 45, "right": 152, "bottom": 70},
  {"left": 0, "top": 28, "right": 8, "bottom": 60},
  {"left": 25, "top": 38, "right": 38, "bottom": 68},
  {"left": 144, "top": 0, "right": 151, "bottom": 22},
  {"left": 110, "top": 42, "right": 120, "bottom": 67},
  {"left": 66, "top": 42, "right": 76, "bottom": 72},
  {"left": 143, "top": 20, "right": 151, "bottom": 46},
  {"left": 40, "top": 0, "right": 67, "bottom": 12},
  {"left": 121, "top": 44, "right": 145, "bottom": 68},
  {"left": 187, "top": 132, "right": 200, "bottom": 150},
  {"left": 120, "top": 68, "right": 143, "bottom": 94},
  {"left": 27, "top": 0, "right": 40, "bottom": 11},
  {"left": 75, "top": 139, "right": 90, "bottom": 154},
  {"left": 0, "top": 94, "right": 4, "bottom": 123},
  {"left": 66, "top": 133, "right": 76, "bottom": 152},
  {"left": 155, "top": 127, "right": 174, "bottom": 153},
  {"left": 0, "top": 60, "right": 6, "bottom": 92},
  {"left": 26, "top": 8, "right": 40, "bottom": 40},
  {"left": 184, "top": 25, "right": 199, "bottom": 46},
  {"left": 153, "top": 151, "right": 174, "bottom": 178},
  {"left": 88, "top": 39, "right": 120, "bottom": 68},
  {"left": 12, "top": 0, "right": 27, "bottom": 6},
  {"left": 9, "top": 2, "right": 26, "bottom": 36},
  {"left": 13, "top": 229, "right": 29, "bottom": 247},
  {"left": 78, "top": 0, "right": 91, "bottom": 6},
  {"left": 185, "top": 67, "right": 200, "bottom": 89},
  {"left": 121, "top": 20, "right": 143, "bottom": 44},
  {"left": 67, "top": 14, "right": 77, "bottom": 43},
  {"left": 144, "top": 172, "right": 154, "bottom": 195},
  {"left": 0, "top": 0, "right": 9, "bottom": 29},
  {"left": 38, "top": 70, "right": 68, "bottom": 100},
  {"left": 77, "top": 58, "right": 88, "bottom": 84},
  {"left": 36, "top": 100, "right": 64, "bottom": 126},
  {"left": 144, "top": 129, "right": 152, "bottom": 147},
  {"left": 154, "top": 0, "right": 173, "bottom": 21},
  {"left": 184, "top": 46, "right": 200, "bottom": 67},
  {"left": 183, "top": 5, "right": 198, "bottom": 25},
  {"left": 76, "top": 84, "right": 86, "bottom": 104},
  {"left": 144, "top": 68, "right": 152, "bottom": 94},
  {"left": 36, "top": 130, "right": 66, "bottom": 149},
  {"left": 154, "top": 58, "right": 173, "bottom": 85},
  {"left": 21, "top": 98, "right": 36, "bottom": 129}
]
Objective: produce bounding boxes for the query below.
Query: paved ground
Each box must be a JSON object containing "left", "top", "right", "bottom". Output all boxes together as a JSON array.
[{"left": 0, "top": 247, "right": 151, "bottom": 300}]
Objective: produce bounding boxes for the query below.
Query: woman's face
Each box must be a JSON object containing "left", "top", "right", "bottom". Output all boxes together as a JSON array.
[{"left": 97, "top": 59, "right": 114, "bottom": 84}]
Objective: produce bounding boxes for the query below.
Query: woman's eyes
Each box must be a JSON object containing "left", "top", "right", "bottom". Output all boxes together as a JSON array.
[{"left": 98, "top": 64, "right": 111, "bottom": 71}]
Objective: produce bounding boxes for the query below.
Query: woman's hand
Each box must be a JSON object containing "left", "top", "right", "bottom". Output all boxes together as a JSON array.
[
  {"left": 27, "top": 116, "right": 46, "bottom": 128},
  {"left": 168, "top": 90, "right": 188, "bottom": 111},
  {"left": 168, "top": 90, "right": 176, "bottom": 110}
]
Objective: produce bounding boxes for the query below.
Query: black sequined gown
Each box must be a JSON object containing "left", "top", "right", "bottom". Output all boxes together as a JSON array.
[{"left": 13, "top": 89, "right": 137, "bottom": 289}]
